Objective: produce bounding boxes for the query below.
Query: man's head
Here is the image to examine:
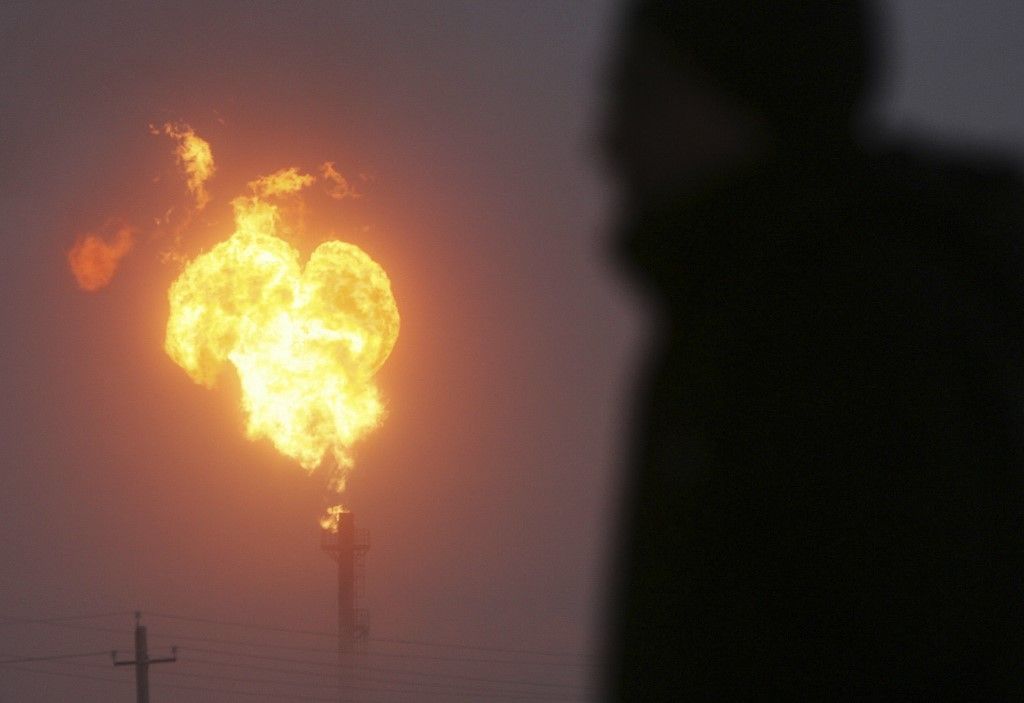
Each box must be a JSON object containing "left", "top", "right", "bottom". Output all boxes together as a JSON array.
[{"left": 605, "top": 1, "right": 877, "bottom": 207}]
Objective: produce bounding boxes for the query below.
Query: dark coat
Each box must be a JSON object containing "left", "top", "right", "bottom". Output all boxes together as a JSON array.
[{"left": 608, "top": 142, "right": 1024, "bottom": 699}]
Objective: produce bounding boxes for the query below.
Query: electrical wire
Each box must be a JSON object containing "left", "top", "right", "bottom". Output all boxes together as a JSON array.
[
  {"left": 0, "top": 611, "right": 577, "bottom": 669},
  {"left": 145, "top": 610, "right": 590, "bottom": 661},
  {"left": 153, "top": 663, "right": 585, "bottom": 702},
  {"left": 0, "top": 653, "right": 586, "bottom": 703},
  {"left": 2, "top": 664, "right": 351, "bottom": 702},
  {"left": 177, "top": 646, "right": 584, "bottom": 691},
  {"left": 0, "top": 610, "right": 592, "bottom": 700},
  {"left": 0, "top": 609, "right": 590, "bottom": 667},
  {"left": 0, "top": 613, "right": 131, "bottom": 637},
  {"left": 178, "top": 651, "right": 584, "bottom": 695},
  {"left": 0, "top": 611, "right": 130, "bottom": 627},
  {"left": 143, "top": 626, "right": 585, "bottom": 668},
  {"left": 0, "top": 664, "right": 128, "bottom": 686},
  {"left": 0, "top": 650, "right": 112, "bottom": 665},
  {"left": 0, "top": 648, "right": 569, "bottom": 702}
]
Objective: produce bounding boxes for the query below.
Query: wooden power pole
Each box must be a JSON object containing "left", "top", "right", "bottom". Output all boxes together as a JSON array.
[{"left": 113, "top": 612, "right": 177, "bottom": 703}]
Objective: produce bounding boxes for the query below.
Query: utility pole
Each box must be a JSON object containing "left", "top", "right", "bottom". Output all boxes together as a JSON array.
[{"left": 112, "top": 612, "right": 177, "bottom": 703}]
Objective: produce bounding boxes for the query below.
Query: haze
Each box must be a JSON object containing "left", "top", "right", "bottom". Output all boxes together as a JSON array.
[{"left": 1, "top": 1, "right": 1023, "bottom": 700}]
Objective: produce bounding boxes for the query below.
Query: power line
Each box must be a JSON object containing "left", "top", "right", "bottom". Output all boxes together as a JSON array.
[
  {"left": 371, "top": 635, "right": 591, "bottom": 662},
  {"left": 0, "top": 612, "right": 130, "bottom": 637},
  {"left": 145, "top": 610, "right": 590, "bottom": 661},
  {"left": 179, "top": 645, "right": 584, "bottom": 691},
  {"left": 0, "top": 612, "right": 574, "bottom": 668},
  {"left": 150, "top": 680, "right": 348, "bottom": 702},
  {"left": 0, "top": 663, "right": 128, "bottom": 686},
  {"left": 149, "top": 629, "right": 343, "bottom": 654},
  {"left": 153, "top": 663, "right": 584, "bottom": 702},
  {"left": 144, "top": 626, "right": 585, "bottom": 668},
  {"left": 176, "top": 654, "right": 588, "bottom": 701},
  {"left": 0, "top": 650, "right": 586, "bottom": 703},
  {"left": 0, "top": 609, "right": 592, "bottom": 667},
  {"left": 0, "top": 609, "right": 591, "bottom": 700},
  {"left": 0, "top": 649, "right": 111, "bottom": 665},
  {"left": 178, "top": 652, "right": 583, "bottom": 695},
  {"left": 357, "top": 646, "right": 586, "bottom": 668},
  {"left": 0, "top": 611, "right": 130, "bottom": 628},
  {"left": 0, "top": 609, "right": 589, "bottom": 699},
  {"left": 2, "top": 664, "right": 349, "bottom": 702},
  {"left": 0, "top": 614, "right": 583, "bottom": 693}
]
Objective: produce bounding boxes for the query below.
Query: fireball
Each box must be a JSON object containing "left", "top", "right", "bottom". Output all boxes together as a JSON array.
[
  {"left": 165, "top": 170, "right": 399, "bottom": 490},
  {"left": 67, "top": 121, "right": 396, "bottom": 514}
]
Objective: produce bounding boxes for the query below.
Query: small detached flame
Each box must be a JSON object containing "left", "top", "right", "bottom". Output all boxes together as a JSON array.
[
  {"left": 319, "top": 504, "right": 349, "bottom": 533},
  {"left": 155, "top": 122, "right": 215, "bottom": 210},
  {"left": 68, "top": 224, "right": 136, "bottom": 292}
]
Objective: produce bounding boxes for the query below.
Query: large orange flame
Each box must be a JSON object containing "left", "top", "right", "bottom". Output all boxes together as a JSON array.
[
  {"left": 67, "top": 121, "right": 391, "bottom": 523},
  {"left": 164, "top": 172, "right": 399, "bottom": 494}
]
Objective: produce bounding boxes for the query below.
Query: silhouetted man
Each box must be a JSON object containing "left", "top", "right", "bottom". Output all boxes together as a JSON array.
[{"left": 604, "top": 2, "right": 1024, "bottom": 698}]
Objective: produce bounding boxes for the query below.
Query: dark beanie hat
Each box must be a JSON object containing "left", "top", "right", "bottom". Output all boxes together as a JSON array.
[{"left": 629, "top": 1, "right": 877, "bottom": 134}]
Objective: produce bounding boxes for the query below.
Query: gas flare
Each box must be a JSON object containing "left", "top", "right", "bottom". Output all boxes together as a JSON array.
[
  {"left": 67, "top": 121, "right": 391, "bottom": 521},
  {"left": 165, "top": 169, "right": 399, "bottom": 491},
  {"left": 67, "top": 224, "right": 136, "bottom": 292}
]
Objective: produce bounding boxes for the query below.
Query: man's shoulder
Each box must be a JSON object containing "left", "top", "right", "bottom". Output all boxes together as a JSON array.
[
  {"left": 863, "top": 138, "right": 1024, "bottom": 317},
  {"left": 867, "top": 137, "right": 1024, "bottom": 215}
]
